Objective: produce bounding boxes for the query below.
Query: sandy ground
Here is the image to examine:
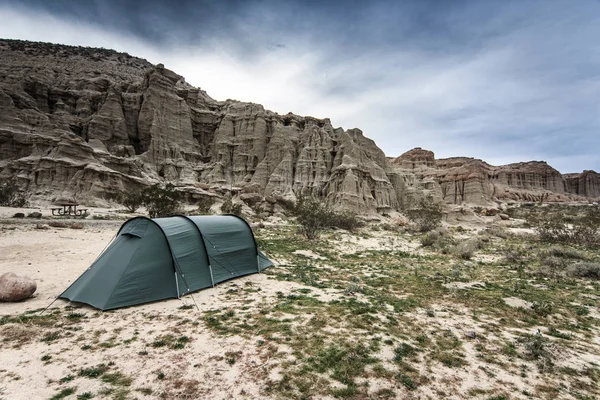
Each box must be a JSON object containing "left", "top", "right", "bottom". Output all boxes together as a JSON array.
[
  {"left": 0, "top": 206, "right": 299, "bottom": 399},
  {"left": 1, "top": 205, "right": 599, "bottom": 400}
]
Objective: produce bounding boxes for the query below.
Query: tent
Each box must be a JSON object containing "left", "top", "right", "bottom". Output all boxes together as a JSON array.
[{"left": 60, "top": 215, "right": 272, "bottom": 310}]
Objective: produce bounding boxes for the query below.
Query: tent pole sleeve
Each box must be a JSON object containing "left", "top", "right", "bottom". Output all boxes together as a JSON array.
[
  {"left": 175, "top": 272, "right": 180, "bottom": 298},
  {"left": 209, "top": 264, "right": 215, "bottom": 287}
]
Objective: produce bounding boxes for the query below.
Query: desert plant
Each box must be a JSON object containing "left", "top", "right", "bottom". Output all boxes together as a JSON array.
[
  {"left": 196, "top": 196, "right": 214, "bottom": 215},
  {"left": 451, "top": 240, "right": 478, "bottom": 260},
  {"left": 0, "top": 177, "right": 28, "bottom": 207},
  {"left": 406, "top": 199, "right": 443, "bottom": 232},
  {"left": 567, "top": 262, "right": 600, "bottom": 280},
  {"left": 293, "top": 194, "right": 333, "bottom": 240},
  {"left": 141, "top": 183, "right": 183, "bottom": 218},
  {"left": 220, "top": 196, "right": 243, "bottom": 216},
  {"left": 329, "top": 211, "right": 363, "bottom": 232},
  {"left": 121, "top": 190, "right": 143, "bottom": 213},
  {"left": 540, "top": 246, "right": 586, "bottom": 260}
]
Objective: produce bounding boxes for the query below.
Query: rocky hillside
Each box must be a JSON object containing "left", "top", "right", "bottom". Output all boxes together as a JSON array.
[{"left": 0, "top": 39, "right": 598, "bottom": 212}]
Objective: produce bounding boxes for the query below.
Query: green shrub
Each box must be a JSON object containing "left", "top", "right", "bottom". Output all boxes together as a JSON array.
[
  {"left": 530, "top": 207, "right": 600, "bottom": 246},
  {"left": 141, "top": 183, "right": 183, "bottom": 218},
  {"left": 121, "top": 190, "right": 143, "bottom": 213},
  {"left": 0, "top": 177, "right": 28, "bottom": 207},
  {"left": 406, "top": 200, "right": 443, "bottom": 232},
  {"left": 540, "top": 246, "right": 586, "bottom": 260},
  {"left": 567, "top": 262, "right": 600, "bottom": 280},
  {"left": 196, "top": 196, "right": 214, "bottom": 215},
  {"left": 220, "top": 197, "right": 242, "bottom": 216},
  {"left": 291, "top": 194, "right": 363, "bottom": 240},
  {"left": 451, "top": 240, "right": 478, "bottom": 260}
]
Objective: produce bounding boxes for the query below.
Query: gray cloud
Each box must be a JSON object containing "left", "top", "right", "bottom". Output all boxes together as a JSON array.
[{"left": 0, "top": 0, "right": 598, "bottom": 172}]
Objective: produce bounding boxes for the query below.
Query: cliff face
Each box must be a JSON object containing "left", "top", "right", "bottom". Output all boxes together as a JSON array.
[
  {"left": 0, "top": 39, "right": 399, "bottom": 212},
  {"left": 0, "top": 39, "right": 597, "bottom": 212},
  {"left": 564, "top": 170, "right": 600, "bottom": 198},
  {"left": 390, "top": 149, "right": 596, "bottom": 206}
]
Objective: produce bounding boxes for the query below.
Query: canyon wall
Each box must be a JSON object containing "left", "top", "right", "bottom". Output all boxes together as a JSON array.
[{"left": 0, "top": 39, "right": 597, "bottom": 213}]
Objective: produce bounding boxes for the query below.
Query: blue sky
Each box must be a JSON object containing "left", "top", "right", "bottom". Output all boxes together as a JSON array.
[{"left": 1, "top": 0, "right": 599, "bottom": 173}]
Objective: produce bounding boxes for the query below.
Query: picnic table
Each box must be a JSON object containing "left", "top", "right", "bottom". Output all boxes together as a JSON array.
[{"left": 51, "top": 201, "right": 88, "bottom": 217}]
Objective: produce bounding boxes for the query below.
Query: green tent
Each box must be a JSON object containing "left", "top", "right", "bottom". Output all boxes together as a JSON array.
[{"left": 60, "top": 215, "right": 272, "bottom": 310}]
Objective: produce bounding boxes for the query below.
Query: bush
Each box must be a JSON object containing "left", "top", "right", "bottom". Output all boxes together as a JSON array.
[
  {"left": 567, "top": 262, "right": 600, "bottom": 280},
  {"left": 420, "top": 228, "right": 455, "bottom": 253},
  {"left": 0, "top": 177, "right": 28, "bottom": 207},
  {"left": 329, "top": 212, "right": 364, "bottom": 232},
  {"left": 121, "top": 190, "right": 143, "bottom": 213},
  {"left": 538, "top": 256, "right": 568, "bottom": 279},
  {"left": 141, "top": 183, "right": 183, "bottom": 218},
  {"left": 293, "top": 195, "right": 332, "bottom": 240},
  {"left": 530, "top": 206, "right": 600, "bottom": 246},
  {"left": 540, "top": 246, "right": 586, "bottom": 260},
  {"left": 451, "top": 240, "right": 479, "bottom": 260},
  {"left": 220, "top": 197, "right": 242, "bottom": 216},
  {"left": 196, "top": 196, "right": 214, "bottom": 215},
  {"left": 406, "top": 200, "right": 443, "bottom": 232},
  {"left": 292, "top": 195, "right": 363, "bottom": 240}
]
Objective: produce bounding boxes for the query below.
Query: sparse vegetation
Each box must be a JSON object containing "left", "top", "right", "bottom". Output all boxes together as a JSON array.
[
  {"left": 220, "top": 195, "right": 243, "bottom": 216},
  {"left": 292, "top": 194, "right": 363, "bottom": 240},
  {"left": 406, "top": 199, "right": 443, "bottom": 232},
  {"left": 0, "top": 176, "right": 28, "bottom": 207},
  {"left": 141, "top": 183, "right": 183, "bottom": 218}
]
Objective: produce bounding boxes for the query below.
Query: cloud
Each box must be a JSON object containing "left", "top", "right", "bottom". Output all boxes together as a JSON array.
[{"left": 0, "top": 0, "right": 599, "bottom": 173}]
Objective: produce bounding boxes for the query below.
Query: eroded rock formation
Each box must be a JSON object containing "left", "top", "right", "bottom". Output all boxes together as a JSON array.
[{"left": 0, "top": 39, "right": 597, "bottom": 213}]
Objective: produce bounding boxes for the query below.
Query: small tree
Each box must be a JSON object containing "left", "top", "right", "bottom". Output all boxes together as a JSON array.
[
  {"left": 121, "top": 190, "right": 143, "bottom": 213},
  {"left": 196, "top": 196, "right": 214, "bottom": 215},
  {"left": 221, "top": 196, "right": 243, "bottom": 216},
  {"left": 141, "top": 183, "right": 182, "bottom": 218},
  {"left": 293, "top": 194, "right": 334, "bottom": 240},
  {"left": 0, "top": 177, "right": 28, "bottom": 207},
  {"left": 406, "top": 199, "right": 443, "bottom": 232}
]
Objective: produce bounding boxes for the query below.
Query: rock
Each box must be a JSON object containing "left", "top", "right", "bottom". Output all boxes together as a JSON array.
[
  {"left": 35, "top": 223, "right": 49, "bottom": 230},
  {"left": 0, "top": 39, "right": 598, "bottom": 215},
  {"left": 391, "top": 215, "right": 409, "bottom": 226},
  {"left": 70, "top": 223, "right": 84, "bottom": 229},
  {"left": 48, "top": 221, "right": 68, "bottom": 228},
  {"left": 465, "top": 331, "right": 477, "bottom": 339},
  {"left": 564, "top": 170, "right": 600, "bottom": 198},
  {"left": 0, "top": 272, "right": 37, "bottom": 302},
  {"left": 481, "top": 208, "right": 500, "bottom": 216},
  {"left": 12, "top": 213, "right": 25, "bottom": 218},
  {"left": 499, "top": 213, "right": 510, "bottom": 220},
  {"left": 27, "top": 211, "right": 42, "bottom": 218}
]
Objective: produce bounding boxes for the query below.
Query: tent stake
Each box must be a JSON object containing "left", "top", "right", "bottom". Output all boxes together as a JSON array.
[{"left": 208, "top": 264, "right": 215, "bottom": 288}]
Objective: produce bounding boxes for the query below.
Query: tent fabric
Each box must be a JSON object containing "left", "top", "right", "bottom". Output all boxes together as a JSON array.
[{"left": 59, "top": 215, "right": 272, "bottom": 310}]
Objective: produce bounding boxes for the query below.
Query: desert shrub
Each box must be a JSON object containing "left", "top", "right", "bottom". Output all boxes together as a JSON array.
[
  {"left": 292, "top": 195, "right": 363, "bottom": 239},
  {"left": 567, "top": 262, "right": 600, "bottom": 280},
  {"left": 121, "top": 190, "right": 143, "bottom": 213},
  {"left": 538, "top": 256, "right": 568, "bottom": 279},
  {"left": 420, "top": 228, "right": 455, "bottom": 254},
  {"left": 540, "top": 246, "right": 586, "bottom": 260},
  {"left": 293, "top": 194, "right": 333, "bottom": 240},
  {"left": 220, "top": 197, "right": 243, "bottom": 216},
  {"left": 0, "top": 177, "right": 28, "bottom": 207},
  {"left": 329, "top": 212, "right": 364, "bottom": 231},
  {"left": 529, "top": 206, "right": 600, "bottom": 246},
  {"left": 406, "top": 200, "right": 443, "bottom": 232},
  {"left": 451, "top": 239, "right": 479, "bottom": 260},
  {"left": 141, "top": 183, "right": 183, "bottom": 218},
  {"left": 481, "top": 226, "right": 510, "bottom": 239},
  {"left": 196, "top": 196, "right": 214, "bottom": 215}
]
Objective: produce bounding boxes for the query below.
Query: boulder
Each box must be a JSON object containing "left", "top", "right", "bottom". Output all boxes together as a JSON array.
[
  {"left": 12, "top": 213, "right": 25, "bottom": 218},
  {"left": 499, "top": 213, "right": 510, "bottom": 220},
  {"left": 0, "top": 272, "right": 37, "bottom": 302},
  {"left": 27, "top": 211, "right": 42, "bottom": 218}
]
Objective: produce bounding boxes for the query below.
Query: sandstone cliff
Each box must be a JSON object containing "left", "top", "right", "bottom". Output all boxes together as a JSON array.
[
  {"left": 0, "top": 39, "right": 399, "bottom": 212},
  {"left": 0, "top": 39, "right": 597, "bottom": 213}
]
